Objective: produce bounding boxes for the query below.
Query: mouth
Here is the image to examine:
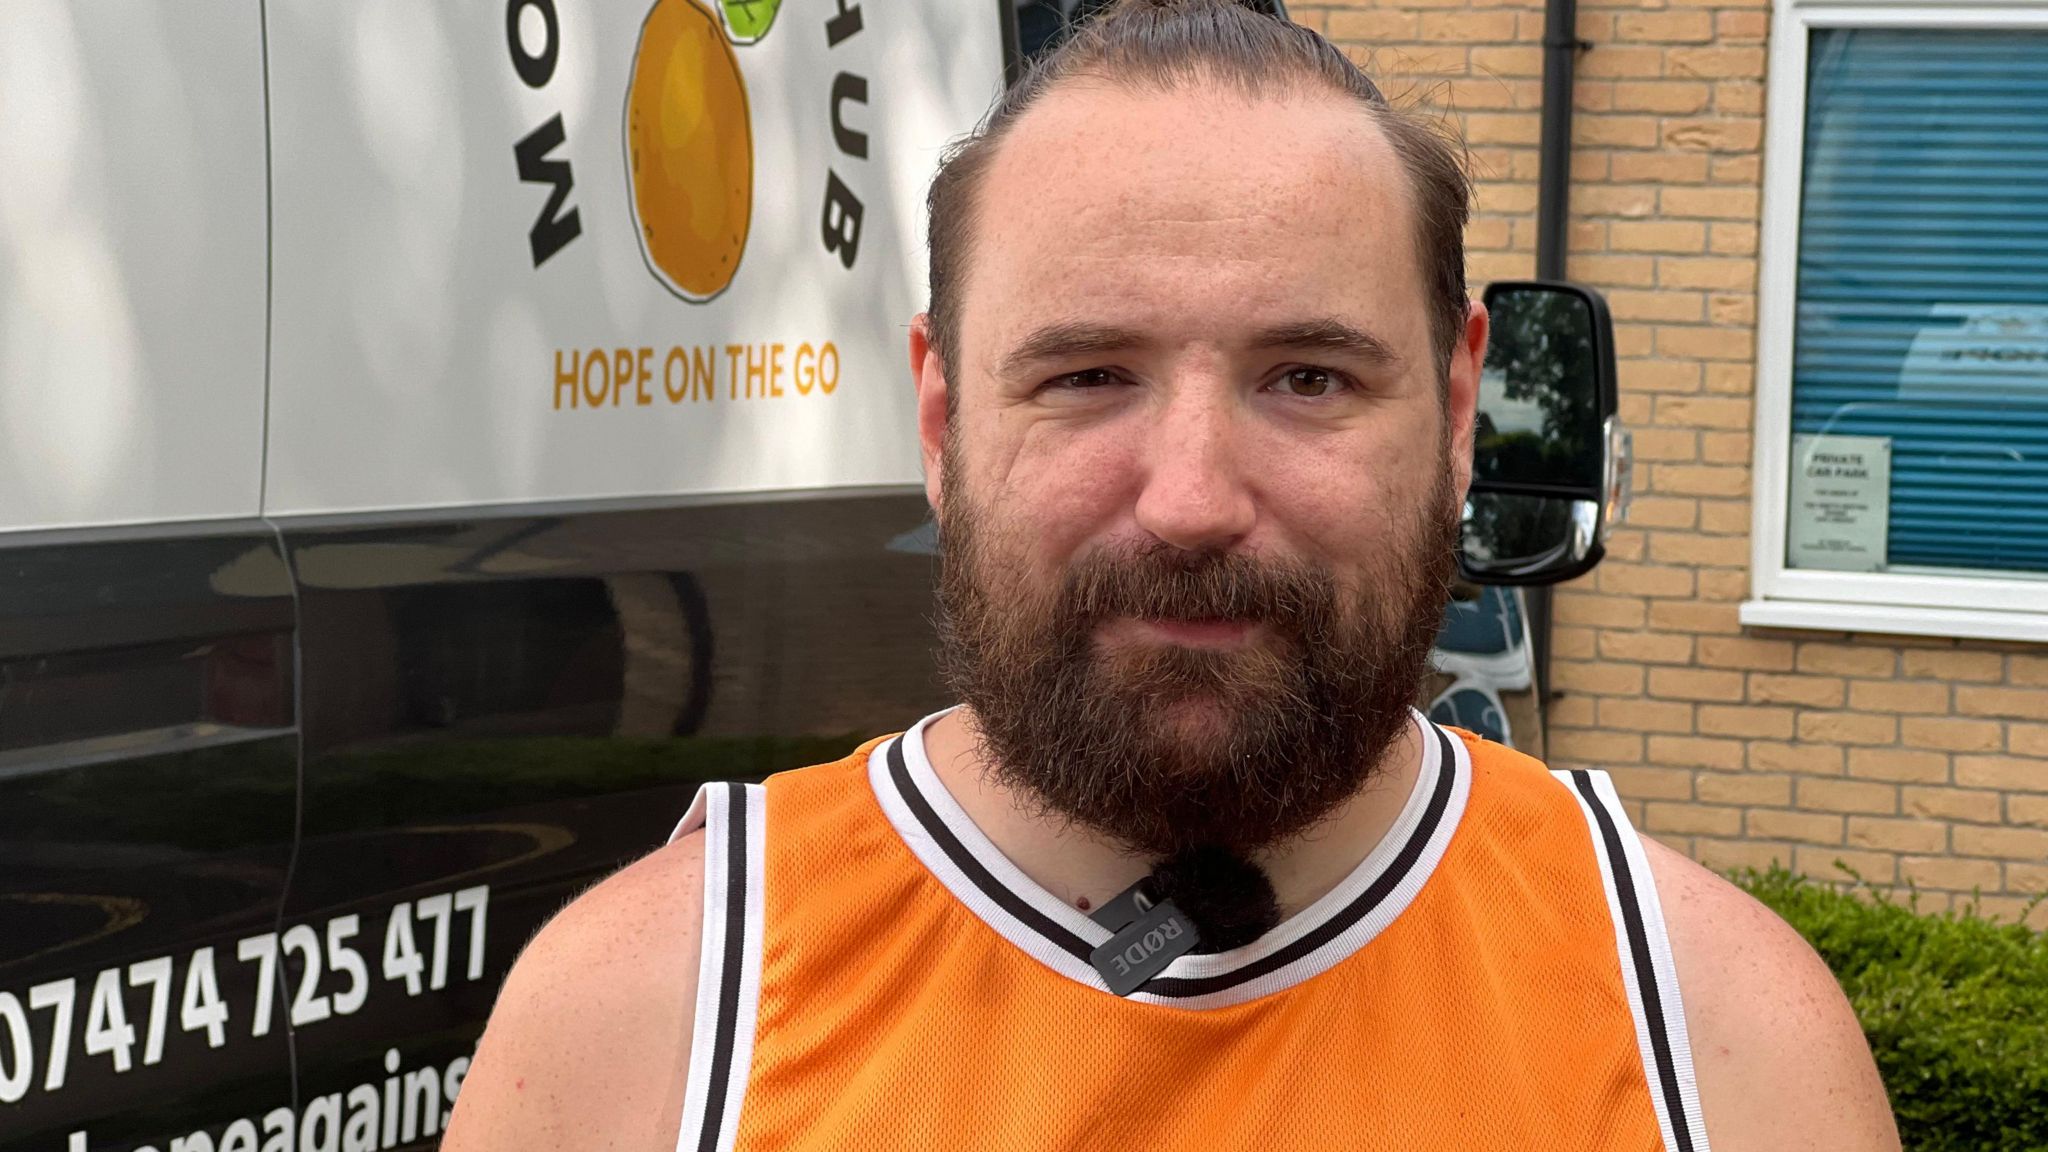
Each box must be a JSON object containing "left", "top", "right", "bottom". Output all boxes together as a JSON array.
[{"left": 1100, "top": 616, "right": 1266, "bottom": 650}]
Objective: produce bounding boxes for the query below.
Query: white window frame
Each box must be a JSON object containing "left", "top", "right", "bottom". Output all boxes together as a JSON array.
[{"left": 1744, "top": 0, "right": 2048, "bottom": 644}]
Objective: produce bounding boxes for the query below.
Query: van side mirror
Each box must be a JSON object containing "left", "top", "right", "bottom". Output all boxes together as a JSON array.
[{"left": 1458, "top": 280, "right": 1629, "bottom": 587}]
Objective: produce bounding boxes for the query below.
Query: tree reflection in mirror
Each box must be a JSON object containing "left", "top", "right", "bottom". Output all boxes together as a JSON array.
[
  {"left": 1459, "top": 282, "right": 1618, "bottom": 587},
  {"left": 1461, "top": 492, "right": 1600, "bottom": 579},
  {"left": 1475, "top": 289, "right": 1602, "bottom": 493}
]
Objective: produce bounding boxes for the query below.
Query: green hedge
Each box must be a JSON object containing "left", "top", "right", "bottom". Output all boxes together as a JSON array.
[{"left": 1735, "top": 868, "right": 2048, "bottom": 1152}]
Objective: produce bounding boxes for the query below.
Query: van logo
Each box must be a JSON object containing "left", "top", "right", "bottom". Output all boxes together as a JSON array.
[
  {"left": 623, "top": 0, "right": 767, "bottom": 302},
  {"left": 511, "top": 0, "right": 870, "bottom": 299},
  {"left": 624, "top": 0, "right": 871, "bottom": 304}
]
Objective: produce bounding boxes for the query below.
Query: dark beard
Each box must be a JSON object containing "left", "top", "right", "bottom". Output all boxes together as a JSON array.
[{"left": 934, "top": 451, "right": 1460, "bottom": 861}]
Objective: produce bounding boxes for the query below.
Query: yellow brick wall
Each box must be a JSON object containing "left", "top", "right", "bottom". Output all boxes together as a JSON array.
[{"left": 1294, "top": 0, "right": 2048, "bottom": 926}]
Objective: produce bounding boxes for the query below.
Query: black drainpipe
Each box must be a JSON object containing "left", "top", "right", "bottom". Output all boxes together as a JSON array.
[
  {"left": 1526, "top": 0, "right": 1580, "bottom": 740},
  {"left": 1536, "top": 0, "right": 1580, "bottom": 282}
]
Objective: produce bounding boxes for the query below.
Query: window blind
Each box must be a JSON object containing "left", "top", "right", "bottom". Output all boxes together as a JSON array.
[{"left": 1792, "top": 28, "right": 2048, "bottom": 575}]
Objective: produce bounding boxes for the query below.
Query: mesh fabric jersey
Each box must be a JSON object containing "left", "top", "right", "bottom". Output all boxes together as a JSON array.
[{"left": 668, "top": 709, "right": 1708, "bottom": 1152}]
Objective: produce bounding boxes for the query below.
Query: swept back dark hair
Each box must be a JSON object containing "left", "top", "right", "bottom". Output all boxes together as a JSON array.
[{"left": 924, "top": 0, "right": 1472, "bottom": 394}]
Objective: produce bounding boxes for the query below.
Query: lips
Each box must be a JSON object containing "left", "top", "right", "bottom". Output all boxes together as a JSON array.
[{"left": 1112, "top": 616, "right": 1264, "bottom": 649}]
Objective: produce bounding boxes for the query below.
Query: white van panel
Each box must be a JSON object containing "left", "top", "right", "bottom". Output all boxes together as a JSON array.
[
  {"left": 0, "top": 1, "right": 268, "bottom": 535},
  {"left": 261, "top": 0, "right": 1004, "bottom": 518}
]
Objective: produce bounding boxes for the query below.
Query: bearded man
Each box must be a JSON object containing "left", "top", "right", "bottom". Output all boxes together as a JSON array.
[{"left": 445, "top": 3, "right": 1899, "bottom": 1149}]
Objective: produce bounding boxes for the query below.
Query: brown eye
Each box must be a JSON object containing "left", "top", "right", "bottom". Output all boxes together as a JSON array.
[
  {"left": 1281, "top": 368, "right": 1336, "bottom": 397},
  {"left": 1055, "top": 369, "right": 1119, "bottom": 389}
]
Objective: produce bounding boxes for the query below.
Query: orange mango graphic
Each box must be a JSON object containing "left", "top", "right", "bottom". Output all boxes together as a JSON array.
[{"left": 626, "top": 0, "right": 753, "bottom": 301}]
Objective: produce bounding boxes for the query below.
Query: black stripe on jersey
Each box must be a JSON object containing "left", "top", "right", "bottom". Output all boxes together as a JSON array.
[
  {"left": 1139, "top": 723, "right": 1460, "bottom": 998},
  {"left": 696, "top": 782, "right": 750, "bottom": 1152},
  {"left": 888, "top": 721, "right": 1460, "bottom": 999},
  {"left": 1570, "top": 769, "right": 1698, "bottom": 1152},
  {"left": 887, "top": 736, "right": 1096, "bottom": 962}
]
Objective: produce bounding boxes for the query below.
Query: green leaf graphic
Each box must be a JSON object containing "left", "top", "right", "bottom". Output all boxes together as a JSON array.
[{"left": 721, "top": 0, "right": 779, "bottom": 43}]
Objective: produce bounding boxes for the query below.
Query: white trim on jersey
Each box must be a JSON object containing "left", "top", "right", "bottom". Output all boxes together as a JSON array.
[
  {"left": 870, "top": 707, "right": 1470, "bottom": 1009},
  {"left": 867, "top": 710, "right": 1110, "bottom": 990},
  {"left": 670, "top": 781, "right": 767, "bottom": 1152},
  {"left": 1149, "top": 726, "right": 1470, "bottom": 1009},
  {"left": 1555, "top": 768, "right": 1712, "bottom": 1152}
]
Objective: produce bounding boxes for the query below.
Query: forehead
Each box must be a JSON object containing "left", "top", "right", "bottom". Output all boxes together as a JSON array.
[{"left": 958, "top": 78, "right": 1425, "bottom": 366}]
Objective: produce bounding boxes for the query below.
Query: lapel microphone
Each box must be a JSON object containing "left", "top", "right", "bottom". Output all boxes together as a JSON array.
[{"left": 1087, "top": 844, "right": 1283, "bottom": 996}]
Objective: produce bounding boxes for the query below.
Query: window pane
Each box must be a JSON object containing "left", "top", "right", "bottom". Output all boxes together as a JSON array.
[{"left": 1790, "top": 28, "right": 2048, "bottom": 576}]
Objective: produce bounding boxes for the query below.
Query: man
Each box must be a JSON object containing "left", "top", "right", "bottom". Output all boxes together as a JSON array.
[{"left": 445, "top": 3, "right": 1899, "bottom": 1149}]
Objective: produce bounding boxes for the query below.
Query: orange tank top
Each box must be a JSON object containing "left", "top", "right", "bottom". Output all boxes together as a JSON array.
[{"left": 666, "top": 710, "right": 1709, "bottom": 1152}]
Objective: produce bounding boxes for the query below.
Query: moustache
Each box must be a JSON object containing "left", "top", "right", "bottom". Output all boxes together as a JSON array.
[{"left": 1058, "top": 544, "right": 1337, "bottom": 632}]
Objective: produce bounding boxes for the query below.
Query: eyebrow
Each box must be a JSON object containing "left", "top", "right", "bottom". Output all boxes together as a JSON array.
[
  {"left": 996, "top": 321, "right": 1150, "bottom": 378},
  {"left": 996, "top": 317, "right": 1405, "bottom": 379},
  {"left": 1251, "top": 318, "right": 1405, "bottom": 370}
]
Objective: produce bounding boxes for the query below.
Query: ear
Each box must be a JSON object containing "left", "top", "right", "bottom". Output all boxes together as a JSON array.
[
  {"left": 1443, "top": 298, "right": 1489, "bottom": 499},
  {"left": 909, "top": 313, "right": 950, "bottom": 515}
]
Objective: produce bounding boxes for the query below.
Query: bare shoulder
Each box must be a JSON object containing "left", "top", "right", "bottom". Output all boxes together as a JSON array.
[
  {"left": 443, "top": 829, "right": 707, "bottom": 1152},
  {"left": 1638, "top": 835, "right": 1900, "bottom": 1152}
]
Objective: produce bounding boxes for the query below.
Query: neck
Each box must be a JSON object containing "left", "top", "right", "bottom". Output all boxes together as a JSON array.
[{"left": 918, "top": 706, "right": 1426, "bottom": 923}]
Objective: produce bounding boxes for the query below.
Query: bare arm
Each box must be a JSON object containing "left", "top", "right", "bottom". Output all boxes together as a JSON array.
[
  {"left": 444, "top": 830, "right": 707, "bottom": 1152},
  {"left": 1642, "top": 835, "right": 1900, "bottom": 1152}
]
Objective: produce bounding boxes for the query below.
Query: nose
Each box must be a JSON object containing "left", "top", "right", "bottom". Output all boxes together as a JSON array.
[{"left": 1131, "top": 383, "right": 1257, "bottom": 553}]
